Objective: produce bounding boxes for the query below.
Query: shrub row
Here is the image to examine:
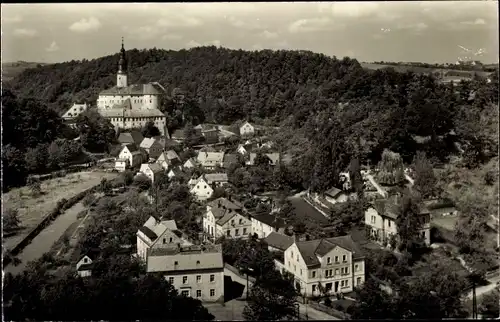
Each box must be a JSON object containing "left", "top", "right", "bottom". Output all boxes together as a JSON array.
[{"left": 27, "top": 162, "right": 96, "bottom": 183}]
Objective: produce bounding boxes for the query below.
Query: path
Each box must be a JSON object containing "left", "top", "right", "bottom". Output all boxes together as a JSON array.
[
  {"left": 466, "top": 273, "right": 500, "bottom": 300},
  {"left": 366, "top": 174, "right": 387, "bottom": 198},
  {"left": 4, "top": 202, "right": 85, "bottom": 275}
]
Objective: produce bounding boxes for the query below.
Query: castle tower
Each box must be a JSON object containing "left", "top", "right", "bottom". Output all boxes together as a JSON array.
[{"left": 117, "top": 37, "right": 128, "bottom": 88}]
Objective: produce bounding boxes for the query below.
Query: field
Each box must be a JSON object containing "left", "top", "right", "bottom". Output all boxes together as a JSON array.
[{"left": 3, "top": 171, "right": 118, "bottom": 251}]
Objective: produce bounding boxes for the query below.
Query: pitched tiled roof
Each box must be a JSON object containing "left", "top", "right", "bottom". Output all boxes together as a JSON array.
[
  {"left": 204, "top": 173, "right": 228, "bottom": 183},
  {"left": 77, "top": 263, "right": 94, "bottom": 271},
  {"left": 207, "top": 197, "right": 243, "bottom": 210},
  {"left": 140, "top": 137, "right": 157, "bottom": 149},
  {"left": 118, "top": 132, "right": 144, "bottom": 145},
  {"left": 325, "top": 187, "right": 342, "bottom": 198},
  {"left": 265, "top": 232, "right": 294, "bottom": 251},
  {"left": 296, "top": 235, "right": 364, "bottom": 268},
  {"left": 252, "top": 213, "right": 287, "bottom": 229},
  {"left": 123, "top": 143, "right": 139, "bottom": 153},
  {"left": 139, "top": 226, "right": 158, "bottom": 240},
  {"left": 166, "top": 150, "right": 180, "bottom": 160},
  {"left": 373, "top": 195, "right": 430, "bottom": 220},
  {"left": 216, "top": 210, "right": 238, "bottom": 226},
  {"left": 147, "top": 244, "right": 223, "bottom": 272},
  {"left": 194, "top": 124, "right": 217, "bottom": 132},
  {"left": 171, "top": 129, "right": 186, "bottom": 140},
  {"left": 99, "top": 107, "right": 165, "bottom": 118},
  {"left": 148, "top": 163, "right": 163, "bottom": 173},
  {"left": 99, "top": 83, "right": 165, "bottom": 96},
  {"left": 138, "top": 216, "right": 178, "bottom": 244}
]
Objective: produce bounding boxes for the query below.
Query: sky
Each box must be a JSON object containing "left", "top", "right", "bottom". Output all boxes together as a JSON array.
[{"left": 1, "top": 2, "right": 499, "bottom": 64}]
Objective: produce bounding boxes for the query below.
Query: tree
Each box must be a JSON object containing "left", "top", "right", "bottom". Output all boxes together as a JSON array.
[
  {"left": 75, "top": 109, "right": 116, "bottom": 153},
  {"left": 3, "top": 208, "right": 21, "bottom": 234},
  {"left": 349, "top": 157, "right": 364, "bottom": 199},
  {"left": 29, "top": 178, "right": 42, "bottom": 197},
  {"left": 412, "top": 151, "right": 437, "bottom": 199},
  {"left": 479, "top": 289, "right": 499, "bottom": 318},
  {"left": 141, "top": 121, "right": 161, "bottom": 138},
  {"left": 47, "top": 141, "right": 61, "bottom": 170},
  {"left": 99, "top": 178, "right": 112, "bottom": 195},
  {"left": 133, "top": 174, "right": 152, "bottom": 191},
  {"left": 243, "top": 269, "right": 298, "bottom": 321},
  {"left": 395, "top": 191, "right": 426, "bottom": 254},
  {"left": 2, "top": 144, "right": 27, "bottom": 189},
  {"left": 350, "top": 277, "right": 398, "bottom": 319},
  {"left": 376, "top": 149, "right": 405, "bottom": 186},
  {"left": 25, "top": 144, "right": 49, "bottom": 173}
]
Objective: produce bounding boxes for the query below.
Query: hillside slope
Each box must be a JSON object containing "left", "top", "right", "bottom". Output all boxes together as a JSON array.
[{"left": 2, "top": 61, "right": 48, "bottom": 82}]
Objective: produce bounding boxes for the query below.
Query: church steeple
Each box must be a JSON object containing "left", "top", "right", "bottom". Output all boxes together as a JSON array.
[{"left": 117, "top": 37, "right": 128, "bottom": 88}]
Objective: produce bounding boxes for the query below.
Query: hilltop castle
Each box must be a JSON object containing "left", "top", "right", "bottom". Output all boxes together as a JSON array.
[{"left": 96, "top": 38, "right": 167, "bottom": 135}]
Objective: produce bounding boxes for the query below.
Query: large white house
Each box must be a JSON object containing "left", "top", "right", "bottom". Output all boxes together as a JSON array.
[
  {"left": 146, "top": 244, "right": 224, "bottom": 302},
  {"left": 62, "top": 102, "right": 88, "bottom": 127},
  {"left": 96, "top": 38, "right": 167, "bottom": 135},
  {"left": 203, "top": 197, "right": 250, "bottom": 241},
  {"left": 116, "top": 144, "right": 143, "bottom": 169},
  {"left": 365, "top": 195, "right": 431, "bottom": 246},
  {"left": 276, "top": 235, "right": 365, "bottom": 296},
  {"left": 251, "top": 213, "right": 287, "bottom": 239},
  {"left": 136, "top": 217, "right": 191, "bottom": 262}
]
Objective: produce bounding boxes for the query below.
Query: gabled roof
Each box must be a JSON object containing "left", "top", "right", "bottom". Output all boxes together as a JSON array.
[
  {"left": 146, "top": 244, "right": 223, "bottom": 273},
  {"left": 140, "top": 137, "right": 158, "bottom": 149},
  {"left": 122, "top": 143, "right": 139, "bottom": 153},
  {"left": 194, "top": 124, "right": 217, "bottom": 132},
  {"left": 184, "top": 157, "right": 199, "bottom": 166},
  {"left": 240, "top": 121, "right": 254, "bottom": 129},
  {"left": 252, "top": 213, "right": 287, "bottom": 229},
  {"left": 265, "top": 232, "right": 294, "bottom": 251},
  {"left": 169, "top": 167, "right": 184, "bottom": 177},
  {"left": 147, "top": 163, "right": 163, "bottom": 173},
  {"left": 207, "top": 197, "right": 243, "bottom": 210},
  {"left": 197, "top": 151, "right": 225, "bottom": 165},
  {"left": 138, "top": 216, "right": 178, "bottom": 245},
  {"left": 166, "top": 150, "right": 180, "bottom": 160},
  {"left": 295, "top": 235, "right": 364, "bottom": 268},
  {"left": 372, "top": 195, "right": 430, "bottom": 220},
  {"left": 171, "top": 129, "right": 186, "bottom": 140},
  {"left": 216, "top": 210, "right": 239, "bottom": 226},
  {"left": 203, "top": 173, "right": 228, "bottom": 183},
  {"left": 118, "top": 131, "right": 144, "bottom": 145}
]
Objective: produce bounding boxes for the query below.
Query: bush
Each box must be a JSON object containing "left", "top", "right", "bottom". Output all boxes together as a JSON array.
[
  {"left": 77, "top": 209, "right": 88, "bottom": 219},
  {"left": 484, "top": 170, "right": 496, "bottom": 186},
  {"left": 324, "top": 297, "right": 332, "bottom": 307},
  {"left": 82, "top": 193, "right": 96, "bottom": 207}
]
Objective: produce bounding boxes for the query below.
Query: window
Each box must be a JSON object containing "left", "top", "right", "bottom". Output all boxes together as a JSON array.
[
  {"left": 197, "top": 275, "right": 202, "bottom": 283},
  {"left": 325, "top": 269, "right": 329, "bottom": 277},
  {"left": 163, "top": 238, "right": 166, "bottom": 244},
  {"left": 341, "top": 280, "right": 345, "bottom": 287},
  {"left": 231, "top": 220, "right": 235, "bottom": 225},
  {"left": 312, "top": 271, "right": 316, "bottom": 278},
  {"left": 327, "top": 257, "right": 331, "bottom": 264},
  {"left": 169, "top": 237, "right": 173, "bottom": 243},
  {"left": 371, "top": 215, "right": 376, "bottom": 224},
  {"left": 227, "top": 230, "right": 230, "bottom": 237},
  {"left": 196, "top": 290, "right": 202, "bottom": 298},
  {"left": 294, "top": 265, "right": 296, "bottom": 272},
  {"left": 300, "top": 269, "right": 303, "bottom": 276},
  {"left": 345, "top": 267, "right": 349, "bottom": 274},
  {"left": 239, "top": 218, "right": 243, "bottom": 224},
  {"left": 296, "top": 255, "right": 299, "bottom": 262},
  {"left": 388, "top": 220, "right": 391, "bottom": 227},
  {"left": 210, "top": 274, "right": 215, "bottom": 282},
  {"left": 204, "top": 185, "right": 207, "bottom": 189},
  {"left": 181, "top": 290, "right": 190, "bottom": 297},
  {"left": 345, "top": 280, "right": 349, "bottom": 287},
  {"left": 182, "top": 276, "right": 188, "bottom": 284},
  {"left": 235, "top": 229, "right": 239, "bottom": 236},
  {"left": 342, "top": 255, "right": 347, "bottom": 262},
  {"left": 196, "top": 260, "right": 200, "bottom": 266},
  {"left": 312, "top": 284, "right": 317, "bottom": 293},
  {"left": 335, "top": 268, "right": 339, "bottom": 275},
  {"left": 169, "top": 277, "right": 174, "bottom": 284},
  {"left": 329, "top": 269, "right": 333, "bottom": 276},
  {"left": 174, "top": 261, "right": 179, "bottom": 266},
  {"left": 357, "top": 277, "right": 362, "bottom": 285},
  {"left": 210, "top": 289, "right": 215, "bottom": 297},
  {"left": 335, "top": 256, "right": 339, "bottom": 263},
  {"left": 83, "top": 258, "right": 88, "bottom": 263},
  {"left": 291, "top": 251, "right": 293, "bottom": 258},
  {"left": 243, "top": 228, "right": 247, "bottom": 234},
  {"left": 355, "top": 264, "right": 359, "bottom": 272}
]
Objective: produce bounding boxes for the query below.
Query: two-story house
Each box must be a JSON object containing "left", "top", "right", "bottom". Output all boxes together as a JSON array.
[
  {"left": 239, "top": 121, "right": 255, "bottom": 137},
  {"left": 146, "top": 244, "right": 224, "bottom": 302},
  {"left": 203, "top": 173, "right": 229, "bottom": 187},
  {"left": 194, "top": 124, "right": 219, "bottom": 144},
  {"left": 157, "top": 150, "right": 181, "bottom": 169},
  {"left": 117, "top": 144, "right": 143, "bottom": 169},
  {"left": 276, "top": 235, "right": 365, "bottom": 297},
  {"left": 197, "top": 151, "right": 225, "bottom": 169},
  {"left": 183, "top": 157, "right": 199, "bottom": 169},
  {"left": 136, "top": 217, "right": 191, "bottom": 262},
  {"left": 203, "top": 197, "right": 248, "bottom": 241},
  {"left": 190, "top": 177, "right": 214, "bottom": 201},
  {"left": 251, "top": 213, "right": 287, "bottom": 239},
  {"left": 140, "top": 137, "right": 164, "bottom": 160},
  {"left": 139, "top": 163, "right": 164, "bottom": 183},
  {"left": 364, "top": 195, "right": 431, "bottom": 247}
]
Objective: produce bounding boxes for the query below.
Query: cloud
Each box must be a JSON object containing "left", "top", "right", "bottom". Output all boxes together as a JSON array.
[
  {"left": 330, "top": 2, "right": 380, "bottom": 18},
  {"left": 186, "top": 40, "right": 201, "bottom": 48},
  {"left": 13, "top": 28, "right": 38, "bottom": 37},
  {"left": 123, "top": 26, "right": 160, "bottom": 40},
  {"left": 157, "top": 15, "right": 203, "bottom": 28},
  {"left": 3, "top": 14, "right": 22, "bottom": 23},
  {"left": 46, "top": 41, "right": 60, "bottom": 52},
  {"left": 288, "top": 17, "right": 340, "bottom": 33},
  {"left": 261, "top": 30, "right": 278, "bottom": 39},
  {"left": 162, "top": 34, "right": 183, "bottom": 41},
  {"left": 460, "top": 18, "right": 486, "bottom": 25},
  {"left": 397, "top": 22, "right": 428, "bottom": 33},
  {"left": 69, "top": 17, "right": 102, "bottom": 33},
  {"left": 227, "top": 16, "right": 264, "bottom": 30}
]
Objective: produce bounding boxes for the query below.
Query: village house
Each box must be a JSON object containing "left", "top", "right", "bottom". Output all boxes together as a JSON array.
[
  {"left": 239, "top": 121, "right": 255, "bottom": 137},
  {"left": 62, "top": 102, "right": 88, "bottom": 128},
  {"left": 76, "top": 255, "right": 94, "bottom": 278},
  {"left": 170, "top": 129, "right": 187, "bottom": 142},
  {"left": 251, "top": 213, "right": 287, "bottom": 239},
  {"left": 117, "top": 144, "right": 143, "bottom": 169},
  {"left": 188, "top": 176, "right": 199, "bottom": 189},
  {"left": 202, "top": 173, "right": 229, "bottom": 187},
  {"left": 365, "top": 195, "right": 431, "bottom": 247},
  {"left": 146, "top": 244, "right": 224, "bottom": 302},
  {"left": 324, "top": 187, "right": 353, "bottom": 204},
  {"left": 114, "top": 159, "right": 128, "bottom": 172},
  {"left": 275, "top": 235, "right": 365, "bottom": 296},
  {"left": 167, "top": 167, "right": 184, "bottom": 180},
  {"left": 194, "top": 124, "right": 219, "bottom": 144},
  {"left": 203, "top": 197, "right": 251, "bottom": 241},
  {"left": 197, "top": 151, "right": 225, "bottom": 169},
  {"left": 139, "top": 163, "right": 164, "bottom": 183},
  {"left": 265, "top": 232, "right": 294, "bottom": 252},
  {"left": 156, "top": 150, "right": 181, "bottom": 169},
  {"left": 247, "top": 153, "right": 281, "bottom": 166},
  {"left": 137, "top": 217, "right": 191, "bottom": 262},
  {"left": 118, "top": 130, "right": 144, "bottom": 146},
  {"left": 190, "top": 177, "right": 214, "bottom": 201},
  {"left": 422, "top": 198, "right": 457, "bottom": 217},
  {"left": 183, "top": 157, "right": 199, "bottom": 169},
  {"left": 140, "top": 137, "right": 163, "bottom": 160}
]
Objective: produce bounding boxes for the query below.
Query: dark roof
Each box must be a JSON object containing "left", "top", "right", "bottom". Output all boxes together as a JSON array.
[
  {"left": 208, "top": 197, "right": 243, "bottom": 211},
  {"left": 264, "top": 232, "right": 294, "bottom": 251},
  {"left": 99, "top": 83, "right": 164, "bottom": 96},
  {"left": 171, "top": 129, "right": 186, "bottom": 140},
  {"left": 325, "top": 187, "right": 342, "bottom": 198},
  {"left": 118, "top": 131, "right": 144, "bottom": 145},
  {"left": 296, "top": 235, "right": 364, "bottom": 268},
  {"left": 373, "top": 196, "right": 430, "bottom": 220},
  {"left": 252, "top": 213, "right": 287, "bottom": 229},
  {"left": 123, "top": 143, "right": 139, "bottom": 153},
  {"left": 139, "top": 226, "right": 158, "bottom": 240}
]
